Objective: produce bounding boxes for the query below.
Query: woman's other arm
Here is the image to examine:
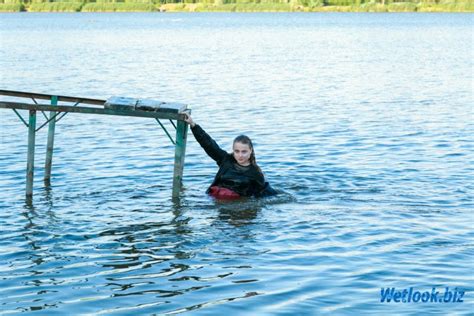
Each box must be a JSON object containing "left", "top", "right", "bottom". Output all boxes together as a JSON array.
[{"left": 254, "top": 171, "right": 278, "bottom": 197}]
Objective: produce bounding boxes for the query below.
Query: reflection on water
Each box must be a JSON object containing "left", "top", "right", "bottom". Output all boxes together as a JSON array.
[
  {"left": 217, "top": 207, "right": 258, "bottom": 226},
  {"left": 0, "top": 12, "right": 473, "bottom": 315}
]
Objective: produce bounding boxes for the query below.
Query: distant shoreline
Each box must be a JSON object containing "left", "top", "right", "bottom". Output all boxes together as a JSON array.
[{"left": 1, "top": 2, "right": 473, "bottom": 13}]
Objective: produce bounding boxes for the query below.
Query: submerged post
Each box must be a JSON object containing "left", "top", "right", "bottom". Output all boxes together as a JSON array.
[
  {"left": 26, "top": 109, "right": 37, "bottom": 199},
  {"left": 172, "top": 119, "right": 188, "bottom": 198},
  {"left": 44, "top": 95, "right": 57, "bottom": 184}
]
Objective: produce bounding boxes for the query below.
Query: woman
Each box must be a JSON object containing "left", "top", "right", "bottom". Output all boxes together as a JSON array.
[{"left": 184, "top": 114, "right": 276, "bottom": 199}]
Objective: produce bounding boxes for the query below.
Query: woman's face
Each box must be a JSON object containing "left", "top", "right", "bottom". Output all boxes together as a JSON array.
[{"left": 233, "top": 142, "right": 252, "bottom": 166}]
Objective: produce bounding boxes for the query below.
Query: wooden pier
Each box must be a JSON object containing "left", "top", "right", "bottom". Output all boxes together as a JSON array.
[{"left": 0, "top": 90, "right": 190, "bottom": 203}]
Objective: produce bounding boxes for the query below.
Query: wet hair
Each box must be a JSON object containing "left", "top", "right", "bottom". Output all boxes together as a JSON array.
[{"left": 233, "top": 135, "right": 261, "bottom": 172}]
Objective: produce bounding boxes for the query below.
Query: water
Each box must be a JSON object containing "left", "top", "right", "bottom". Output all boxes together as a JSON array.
[{"left": 0, "top": 13, "right": 473, "bottom": 315}]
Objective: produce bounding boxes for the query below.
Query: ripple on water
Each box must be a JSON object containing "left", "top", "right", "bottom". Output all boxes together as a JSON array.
[{"left": 0, "top": 12, "right": 473, "bottom": 316}]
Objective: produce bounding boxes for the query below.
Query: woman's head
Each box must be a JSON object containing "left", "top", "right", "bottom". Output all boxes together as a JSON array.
[{"left": 233, "top": 135, "right": 256, "bottom": 167}]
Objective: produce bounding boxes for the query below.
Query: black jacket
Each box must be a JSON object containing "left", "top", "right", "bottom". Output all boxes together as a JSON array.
[{"left": 191, "top": 124, "right": 276, "bottom": 197}]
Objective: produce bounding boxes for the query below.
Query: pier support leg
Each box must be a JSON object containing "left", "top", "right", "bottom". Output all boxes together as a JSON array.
[
  {"left": 44, "top": 96, "right": 57, "bottom": 185},
  {"left": 172, "top": 120, "right": 188, "bottom": 198},
  {"left": 26, "top": 110, "right": 37, "bottom": 200}
]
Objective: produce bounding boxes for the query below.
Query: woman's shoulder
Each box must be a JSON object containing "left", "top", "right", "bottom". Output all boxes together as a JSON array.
[
  {"left": 217, "top": 153, "right": 236, "bottom": 167},
  {"left": 222, "top": 153, "right": 235, "bottom": 162},
  {"left": 249, "top": 164, "right": 264, "bottom": 178}
]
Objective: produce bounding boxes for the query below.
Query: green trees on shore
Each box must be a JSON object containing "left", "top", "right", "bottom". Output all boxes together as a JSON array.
[{"left": 0, "top": 0, "right": 472, "bottom": 12}]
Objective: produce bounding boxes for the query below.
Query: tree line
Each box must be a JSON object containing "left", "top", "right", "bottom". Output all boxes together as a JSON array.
[{"left": 1, "top": 0, "right": 472, "bottom": 12}]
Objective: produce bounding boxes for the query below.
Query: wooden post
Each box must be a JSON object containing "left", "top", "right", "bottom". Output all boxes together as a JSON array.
[
  {"left": 26, "top": 109, "right": 37, "bottom": 199},
  {"left": 172, "top": 120, "right": 188, "bottom": 198},
  {"left": 44, "top": 95, "right": 57, "bottom": 184}
]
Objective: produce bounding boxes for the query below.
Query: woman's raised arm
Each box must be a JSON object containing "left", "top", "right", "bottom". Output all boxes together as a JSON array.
[{"left": 184, "top": 114, "right": 228, "bottom": 165}]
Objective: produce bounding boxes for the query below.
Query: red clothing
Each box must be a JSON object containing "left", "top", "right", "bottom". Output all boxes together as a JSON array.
[{"left": 208, "top": 186, "right": 241, "bottom": 200}]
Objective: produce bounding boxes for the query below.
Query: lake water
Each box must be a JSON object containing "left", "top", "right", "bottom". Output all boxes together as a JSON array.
[{"left": 0, "top": 13, "right": 473, "bottom": 315}]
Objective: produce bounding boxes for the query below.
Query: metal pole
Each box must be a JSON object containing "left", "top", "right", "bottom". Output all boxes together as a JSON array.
[
  {"left": 44, "top": 96, "right": 57, "bottom": 184},
  {"left": 26, "top": 109, "right": 37, "bottom": 199},
  {"left": 172, "top": 120, "right": 188, "bottom": 198}
]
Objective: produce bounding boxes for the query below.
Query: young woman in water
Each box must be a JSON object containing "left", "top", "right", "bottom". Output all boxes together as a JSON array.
[{"left": 184, "top": 114, "right": 276, "bottom": 199}]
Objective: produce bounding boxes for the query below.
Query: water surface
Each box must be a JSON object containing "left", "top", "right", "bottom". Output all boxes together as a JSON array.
[{"left": 0, "top": 13, "right": 473, "bottom": 315}]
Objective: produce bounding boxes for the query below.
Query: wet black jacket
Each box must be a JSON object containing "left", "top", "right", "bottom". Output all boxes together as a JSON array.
[{"left": 191, "top": 124, "right": 276, "bottom": 197}]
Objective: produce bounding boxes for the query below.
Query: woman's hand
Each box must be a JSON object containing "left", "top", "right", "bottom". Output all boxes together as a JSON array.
[{"left": 183, "top": 113, "right": 196, "bottom": 128}]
